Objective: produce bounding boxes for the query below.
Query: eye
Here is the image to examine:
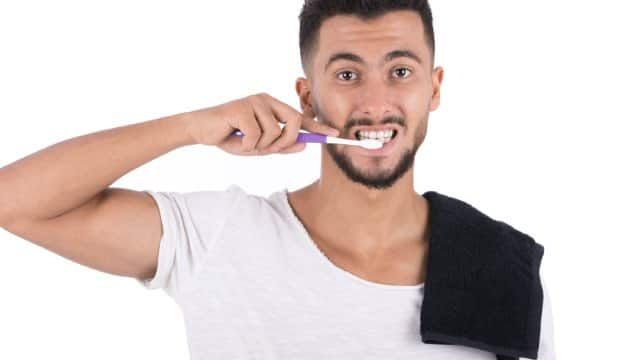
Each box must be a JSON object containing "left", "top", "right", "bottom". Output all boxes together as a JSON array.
[
  {"left": 337, "top": 70, "right": 358, "bottom": 81},
  {"left": 392, "top": 67, "right": 412, "bottom": 78}
]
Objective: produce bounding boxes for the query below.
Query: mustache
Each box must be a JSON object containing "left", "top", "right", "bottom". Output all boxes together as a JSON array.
[{"left": 344, "top": 115, "right": 406, "bottom": 133}]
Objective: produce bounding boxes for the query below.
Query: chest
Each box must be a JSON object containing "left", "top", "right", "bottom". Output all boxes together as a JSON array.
[
  {"left": 179, "top": 273, "right": 492, "bottom": 360},
  {"left": 174, "top": 217, "right": 491, "bottom": 359},
  {"left": 309, "top": 232, "right": 429, "bottom": 287}
]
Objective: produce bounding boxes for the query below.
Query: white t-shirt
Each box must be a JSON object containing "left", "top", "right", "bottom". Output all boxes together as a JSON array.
[{"left": 138, "top": 185, "right": 556, "bottom": 360}]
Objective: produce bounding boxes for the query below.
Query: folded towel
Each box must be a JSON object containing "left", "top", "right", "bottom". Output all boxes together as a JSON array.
[{"left": 420, "top": 191, "right": 545, "bottom": 360}]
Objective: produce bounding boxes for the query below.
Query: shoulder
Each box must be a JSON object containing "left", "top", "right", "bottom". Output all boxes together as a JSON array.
[
  {"left": 421, "top": 190, "right": 548, "bottom": 358},
  {"left": 423, "top": 190, "right": 544, "bottom": 257}
]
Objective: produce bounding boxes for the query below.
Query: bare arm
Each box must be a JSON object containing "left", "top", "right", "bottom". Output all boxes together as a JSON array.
[
  {"left": 1, "top": 188, "right": 165, "bottom": 279},
  {"left": 0, "top": 113, "right": 196, "bottom": 278},
  {"left": 0, "top": 93, "right": 339, "bottom": 280},
  {"left": 0, "top": 113, "right": 195, "bottom": 223}
]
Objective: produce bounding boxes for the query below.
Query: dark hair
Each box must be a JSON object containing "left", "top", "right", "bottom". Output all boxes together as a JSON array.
[{"left": 298, "top": 0, "right": 435, "bottom": 72}]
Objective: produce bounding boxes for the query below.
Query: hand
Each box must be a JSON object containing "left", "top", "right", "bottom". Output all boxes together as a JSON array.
[{"left": 185, "top": 92, "right": 340, "bottom": 156}]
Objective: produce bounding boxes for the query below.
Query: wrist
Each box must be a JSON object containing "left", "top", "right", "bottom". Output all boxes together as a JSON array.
[{"left": 171, "top": 111, "right": 200, "bottom": 146}]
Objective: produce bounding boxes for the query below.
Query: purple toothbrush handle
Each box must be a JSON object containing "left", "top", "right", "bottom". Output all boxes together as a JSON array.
[{"left": 231, "top": 130, "right": 327, "bottom": 144}]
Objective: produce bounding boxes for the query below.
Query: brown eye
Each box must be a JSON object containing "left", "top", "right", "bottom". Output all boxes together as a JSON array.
[
  {"left": 337, "top": 71, "right": 357, "bottom": 81},
  {"left": 393, "top": 67, "right": 412, "bottom": 78}
]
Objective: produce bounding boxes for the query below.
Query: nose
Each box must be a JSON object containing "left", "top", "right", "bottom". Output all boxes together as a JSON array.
[{"left": 356, "top": 77, "right": 393, "bottom": 121}]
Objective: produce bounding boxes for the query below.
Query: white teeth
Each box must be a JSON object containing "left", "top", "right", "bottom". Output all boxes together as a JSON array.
[{"left": 356, "top": 129, "right": 396, "bottom": 143}]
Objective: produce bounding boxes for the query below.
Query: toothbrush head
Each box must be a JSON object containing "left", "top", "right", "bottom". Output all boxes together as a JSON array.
[{"left": 359, "top": 139, "right": 384, "bottom": 150}]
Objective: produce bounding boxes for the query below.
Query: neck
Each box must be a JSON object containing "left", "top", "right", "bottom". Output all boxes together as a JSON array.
[{"left": 288, "top": 149, "right": 429, "bottom": 259}]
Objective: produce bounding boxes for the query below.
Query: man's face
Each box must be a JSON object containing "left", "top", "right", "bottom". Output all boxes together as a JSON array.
[{"left": 298, "top": 10, "right": 443, "bottom": 190}]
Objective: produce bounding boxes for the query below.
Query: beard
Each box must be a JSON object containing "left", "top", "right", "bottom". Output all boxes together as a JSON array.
[
  {"left": 315, "top": 105, "right": 427, "bottom": 191},
  {"left": 328, "top": 144, "right": 416, "bottom": 190}
]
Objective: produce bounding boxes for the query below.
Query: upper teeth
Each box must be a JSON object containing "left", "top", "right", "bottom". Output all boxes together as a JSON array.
[{"left": 356, "top": 129, "right": 396, "bottom": 142}]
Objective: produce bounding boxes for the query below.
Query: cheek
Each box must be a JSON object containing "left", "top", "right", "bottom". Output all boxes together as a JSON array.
[
  {"left": 412, "top": 107, "right": 431, "bottom": 148},
  {"left": 402, "top": 88, "right": 431, "bottom": 142},
  {"left": 317, "top": 91, "right": 352, "bottom": 122},
  {"left": 324, "top": 87, "right": 349, "bottom": 106},
  {"left": 403, "top": 84, "right": 431, "bottom": 111},
  {"left": 403, "top": 93, "right": 431, "bottom": 133}
]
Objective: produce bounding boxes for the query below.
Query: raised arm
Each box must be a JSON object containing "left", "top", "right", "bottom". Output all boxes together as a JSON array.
[
  {"left": 0, "top": 112, "right": 196, "bottom": 278},
  {"left": 0, "top": 93, "right": 340, "bottom": 279}
]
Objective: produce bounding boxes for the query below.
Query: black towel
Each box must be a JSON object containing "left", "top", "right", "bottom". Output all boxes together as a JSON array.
[{"left": 420, "top": 191, "right": 544, "bottom": 360}]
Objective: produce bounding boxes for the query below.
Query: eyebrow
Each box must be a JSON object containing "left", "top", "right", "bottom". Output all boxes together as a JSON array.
[{"left": 324, "top": 49, "right": 423, "bottom": 71}]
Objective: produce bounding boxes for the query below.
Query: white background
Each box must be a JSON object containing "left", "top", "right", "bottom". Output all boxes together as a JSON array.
[{"left": 1, "top": 1, "right": 638, "bottom": 358}]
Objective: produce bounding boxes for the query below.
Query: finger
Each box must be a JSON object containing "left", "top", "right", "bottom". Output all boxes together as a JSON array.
[
  {"left": 263, "top": 116, "right": 301, "bottom": 152},
  {"left": 259, "top": 93, "right": 305, "bottom": 152},
  {"left": 263, "top": 92, "right": 340, "bottom": 138},
  {"left": 217, "top": 133, "right": 263, "bottom": 156},
  {"left": 261, "top": 93, "right": 302, "bottom": 126},
  {"left": 300, "top": 110, "right": 341, "bottom": 137},
  {"left": 218, "top": 135, "right": 249, "bottom": 155},
  {"left": 250, "top": 95, "right": 282, "bottom": 150},
  {"left": 238, "top": 113, "right": 262, "bottom": 153},
  {"left": 278, "top": 141, "right": 306, "bottom": 154},
  {"left": 262, "top": 93, "right": 337, "bottom": 136}
]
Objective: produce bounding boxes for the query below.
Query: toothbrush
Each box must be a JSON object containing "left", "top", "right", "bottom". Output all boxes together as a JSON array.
[{"left": 231, "top": 130, "right": 383, "bottom": 150}]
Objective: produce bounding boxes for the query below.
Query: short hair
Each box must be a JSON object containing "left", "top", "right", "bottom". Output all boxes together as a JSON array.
[{"left": 298, "top": 0, "right": 435, "bottom": 72}]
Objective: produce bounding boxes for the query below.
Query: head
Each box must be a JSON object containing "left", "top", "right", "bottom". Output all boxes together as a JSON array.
[{"left": 295, "top": 0, "right": 443, "bottom": 191}]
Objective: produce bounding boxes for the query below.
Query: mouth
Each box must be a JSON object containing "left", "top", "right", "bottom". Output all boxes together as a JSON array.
[
  {"left": 350, "top": 124, "right": 403, "bottom": 156},
  {"left": 351, "top": 124, "right": 402, "bottom": 144}
]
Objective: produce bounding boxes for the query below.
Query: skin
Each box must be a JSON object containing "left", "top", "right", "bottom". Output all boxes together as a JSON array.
[
  {"left": 0, "top": 9, "right": 443, "bottom": 287},
  {"left": 288, "top": 10, "right": 444, "bottom": 285}
]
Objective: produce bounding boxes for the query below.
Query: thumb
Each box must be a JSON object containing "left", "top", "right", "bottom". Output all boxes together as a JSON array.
[{"left": 300, "top": 109, "right": 341, "bottom": 137}]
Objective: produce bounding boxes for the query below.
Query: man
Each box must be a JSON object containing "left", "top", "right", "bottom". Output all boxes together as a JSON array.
[{"left": 0, "top": 1, "right": 555, "bottom": 359}]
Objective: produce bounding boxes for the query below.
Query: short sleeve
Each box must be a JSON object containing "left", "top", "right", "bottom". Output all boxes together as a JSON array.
[
  {"left": 136, "top": 184, "right": 246, "bottom": 299},
  {"left": 536, "top": 267, "right": 557, "bottom": 360}
]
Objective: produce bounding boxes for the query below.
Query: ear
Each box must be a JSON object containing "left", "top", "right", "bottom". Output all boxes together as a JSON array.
[
  {"left": 295, "top": 77, "right": 316, "bottom": 118},
  {"left": 429, "top": 66, "right": 444, "bottom": 112}
]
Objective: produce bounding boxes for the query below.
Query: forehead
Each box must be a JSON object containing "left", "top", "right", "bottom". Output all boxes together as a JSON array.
[{"left": 315, "top": 10, "right": 429, "bottom": 65}]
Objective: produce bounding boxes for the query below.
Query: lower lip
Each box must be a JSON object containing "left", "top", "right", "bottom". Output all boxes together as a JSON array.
[{"left": 353, "top": 131, "right": 401, "bottom": 156}]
